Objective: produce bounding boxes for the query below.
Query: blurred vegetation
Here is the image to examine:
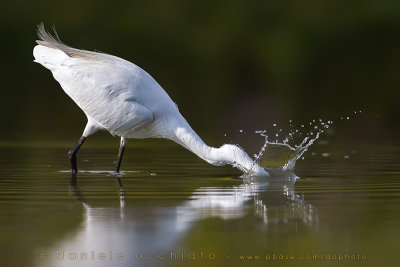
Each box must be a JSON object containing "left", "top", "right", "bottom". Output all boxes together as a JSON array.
[{"left": 0, "top": 0, "right": 399, "bottom": 143}]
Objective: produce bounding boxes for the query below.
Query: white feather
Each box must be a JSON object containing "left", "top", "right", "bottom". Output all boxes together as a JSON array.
[{"left": 33, "top": 26, "right": 268, "bottom": 176}]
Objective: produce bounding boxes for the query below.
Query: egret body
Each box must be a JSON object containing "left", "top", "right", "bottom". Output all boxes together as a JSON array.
[{"left": 33, "top": 25, "right": 268, "bottom": 176}]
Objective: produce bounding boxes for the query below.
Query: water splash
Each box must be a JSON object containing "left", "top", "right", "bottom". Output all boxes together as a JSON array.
[
  {"left": 250, "top": 118, "right": 333, "bottom": 174},
  {"left": 247, "top": 110, "right": 365, "bottom": 176}
]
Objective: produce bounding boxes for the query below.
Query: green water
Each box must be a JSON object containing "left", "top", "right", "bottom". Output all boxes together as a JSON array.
[{"left": 0, "top": 136, "right": 399, "bottom": 267}]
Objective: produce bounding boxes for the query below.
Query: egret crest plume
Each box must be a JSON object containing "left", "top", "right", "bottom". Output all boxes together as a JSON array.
[{"left": 36, "top": 23, "right": 106, "bottom": 61}]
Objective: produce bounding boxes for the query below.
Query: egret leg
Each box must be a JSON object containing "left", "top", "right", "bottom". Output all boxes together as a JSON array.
[
  {"left": 68, "top": 136, "right": 86, "bottom": 173},
  {"left": 115, "top": 137, "right": 127, "bottom": 173}
]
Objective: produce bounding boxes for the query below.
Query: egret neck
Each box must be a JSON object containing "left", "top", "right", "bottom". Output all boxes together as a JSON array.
[{"left": 168, "top": 119, "right": 268, "bottom": 176}]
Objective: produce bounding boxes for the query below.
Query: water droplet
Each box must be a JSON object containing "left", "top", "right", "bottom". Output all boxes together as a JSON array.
[
  {"left": 322, "top": 153, "right": 330, "bottom": 157},
  {"left": 346, "top": 117, "right": 350, "bottom": 120},
  {"left": 301, "top": 124, "right": 304, "bottom": 128},
  {"left": 150, "top": 173, "right": 157, "bottom": 176},
  {"left": 239, "top": 129, "right": 243, "bottom": 133},
  {"left": 273, "top": 123, "right": 277, "bottom": 127},
  {"left": 344, "top": 155, "right": 350, "bottom": 159}
]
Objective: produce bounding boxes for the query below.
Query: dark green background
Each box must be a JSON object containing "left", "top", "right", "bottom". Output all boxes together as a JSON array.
[{"left": 1, "top": 0, "right": 399, "bottom": 143}]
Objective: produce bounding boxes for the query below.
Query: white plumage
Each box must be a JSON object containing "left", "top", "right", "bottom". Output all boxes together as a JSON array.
[{"left": 33, "top": 24, "right": 268, "bottom": 176}]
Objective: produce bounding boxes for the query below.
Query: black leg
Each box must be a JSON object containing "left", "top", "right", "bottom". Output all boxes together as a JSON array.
[
  {"left": 68, "top": 136, "right": 86, "bottom": 173},
  {"left": 115, "top": 137, "right": 127, "bottom": 173}
]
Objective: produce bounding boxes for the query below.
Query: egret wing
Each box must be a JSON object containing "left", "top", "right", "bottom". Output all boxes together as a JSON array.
[
  {"left": 35, "top": 46, "right": 151, "bottom": 134},
  {"left": 106, "top": 99, "right": 154, "bottom": 137}
]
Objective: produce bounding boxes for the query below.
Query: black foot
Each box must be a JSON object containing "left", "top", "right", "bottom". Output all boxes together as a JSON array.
[
  {"left": 68, "top": 136, "right": 86, "bottom": 173},
  {"left": 68, "top": 150, "right": 78, "bottom": 172}
]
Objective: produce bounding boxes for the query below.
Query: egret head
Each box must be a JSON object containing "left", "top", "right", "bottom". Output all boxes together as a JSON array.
[{"left": 213, "top": 144, "right": 268, "bottom": 176}]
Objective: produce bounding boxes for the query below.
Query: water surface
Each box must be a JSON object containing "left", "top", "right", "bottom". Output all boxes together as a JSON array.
[{"left": 0, "top": 135, "right": 399, "bottom": 267}]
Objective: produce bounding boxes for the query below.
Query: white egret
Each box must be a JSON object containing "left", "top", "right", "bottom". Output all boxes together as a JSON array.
[{"left": 33, "top": 24, "right": 268, "bottom": 176}]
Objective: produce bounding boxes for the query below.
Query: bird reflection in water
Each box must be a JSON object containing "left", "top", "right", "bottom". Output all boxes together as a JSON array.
[
  {"left": 176, "top": 173, "right": 319, "bottom": 232},
  {"left": 37, "top": 172, "right": 318, "bottom": 266}
]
